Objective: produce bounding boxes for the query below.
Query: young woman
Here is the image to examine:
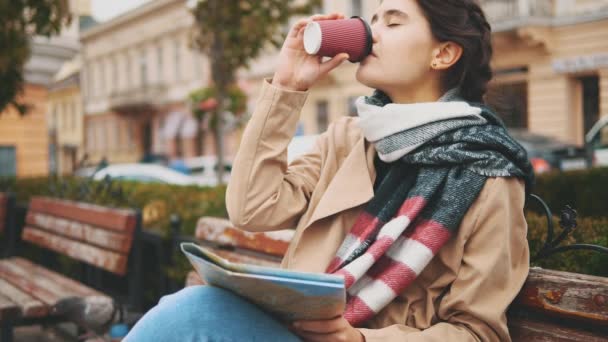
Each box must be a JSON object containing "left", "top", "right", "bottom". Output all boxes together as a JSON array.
[{"left": 125, "top": 1, "right": 534, "bottom": 341}]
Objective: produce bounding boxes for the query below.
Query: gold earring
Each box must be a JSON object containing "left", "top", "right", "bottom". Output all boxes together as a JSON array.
[{"left": 432, "top": 62, "right": 437, "bottom": 69}]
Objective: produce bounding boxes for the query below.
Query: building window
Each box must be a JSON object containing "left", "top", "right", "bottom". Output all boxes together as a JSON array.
[
  {"left": 140, "top": 49, "right": 148, "bottom": 87},
  {"left": 125, "top": 53, "right": 132, "bottom": 89},
  {"left": 157, "top": 44, "right": 163, "bottom": 82},
  {"left": 111, "top": 57, "right": 118, "bottom": 94},
  {"left": 486, "top": 82, "right": 528, "bottom": 129},
  {"left": 87, "top": 65, "right": 94, "bottom": 98},
  {"left": 0, "top": 146, "right": 17, "bottom": 176},
  {"left": 99, "top": 61, "right": 105, "bottom": 95},
  {"left": 62, "top": 102, "right": 68, "bottom": 130},
  {"left": 128, "top": 120, "right": 137, "bottom": 148},
  {"left": 193, "top": 50, "right": 201, "bottom": 79},
  {"left": 174, "top": 39, "right": 181, "bottom": 81},
  {"left": 347, "top": 96, "right": 359, "bottom": 116},
  {"left": 72, "top": 101, "right": 77, "bottom": 131},
  {"left": 580, "top": 75, "right": 599, "bottom": 136},
  {"left": 87, "top": 123, "right": 95, "bottom": 151},
  {"left": 316, "top": 100, "right": 329, "bottom": 133},
  {"left": 351, "top": 0, "right": 363, "bottom": 17}
]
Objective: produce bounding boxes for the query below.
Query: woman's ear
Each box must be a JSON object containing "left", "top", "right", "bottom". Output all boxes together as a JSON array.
[{"left": 430, "top": 42, "right": 463, "bottom": 70}]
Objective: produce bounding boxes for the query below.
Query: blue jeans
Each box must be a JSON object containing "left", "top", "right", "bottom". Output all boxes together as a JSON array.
[{"left": 124, "top": 286, "right": 302, "bottom": 342}]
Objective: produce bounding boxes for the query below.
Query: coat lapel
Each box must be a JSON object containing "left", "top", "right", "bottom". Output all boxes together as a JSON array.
[{"left": 304, "top": 137, "right": 377, "bottom": 230}]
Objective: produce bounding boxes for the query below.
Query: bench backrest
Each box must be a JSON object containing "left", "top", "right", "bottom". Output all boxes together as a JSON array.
[
  {"left": 195, "top": 217, "right": 608, "bottom": 339},
  {"left": 23, "top": 196, "right": 140, "bottom": 276},
  {"left": 195, "top": 217, "right": 292, "bottom": 257}
]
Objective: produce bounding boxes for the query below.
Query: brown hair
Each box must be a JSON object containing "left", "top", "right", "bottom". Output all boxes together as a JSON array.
[{"left": 416, "top": 0, "right": 493, "bottom": 103}]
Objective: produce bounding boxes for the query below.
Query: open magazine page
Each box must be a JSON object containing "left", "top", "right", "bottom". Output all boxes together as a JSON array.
[{"left": 181, "top": 242, "right": 346, "bottom": 321}]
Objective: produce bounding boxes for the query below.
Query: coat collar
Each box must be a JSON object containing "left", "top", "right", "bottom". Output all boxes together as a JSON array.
[{"left": 304, "top": 137, "right": 377, "bottom": 230}]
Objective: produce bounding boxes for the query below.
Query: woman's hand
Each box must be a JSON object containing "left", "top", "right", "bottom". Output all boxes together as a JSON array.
[
  {"left": 272, "top": 13, "right": 350, "bottom": 92},
  {"left": 291, "top": 316, "right": 365, "bottom": 342}
]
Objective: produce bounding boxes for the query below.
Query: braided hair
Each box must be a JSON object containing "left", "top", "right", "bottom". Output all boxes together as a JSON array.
[{"left": 416, "top": 0, "right": 493, "bottom": 103}]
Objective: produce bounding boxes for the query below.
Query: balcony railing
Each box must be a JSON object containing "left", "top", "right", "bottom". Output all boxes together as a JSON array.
[
  {"left": 109, "top": 84, "right": 168, "bottom": 113},
  {"left": 480, "top": 0, "right": 555, "bottom": 29}
]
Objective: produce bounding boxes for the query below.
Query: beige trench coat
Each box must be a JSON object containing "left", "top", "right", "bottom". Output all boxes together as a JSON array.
[{"left": 226, "top": 80, "right": 530, "bottom": 342}]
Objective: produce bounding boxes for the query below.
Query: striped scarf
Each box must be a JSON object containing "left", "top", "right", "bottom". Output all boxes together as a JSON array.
[{"left": 326, "top": 89, "right": 534, "bottom": 326}]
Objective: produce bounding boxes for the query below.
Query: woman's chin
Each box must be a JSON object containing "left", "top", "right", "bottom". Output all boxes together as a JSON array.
[{"left": 356, "top": 68, "right": 381, "bottom": 90}]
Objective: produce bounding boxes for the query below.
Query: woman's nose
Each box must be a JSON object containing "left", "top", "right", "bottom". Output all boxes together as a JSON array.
[
  {"left": 369, "top": 23, "right": 379, "bottom": 43},
  {"left": 371, "top": 26, "right": 379, "bottom": 44},
  {"left": 372, "top": 29, "right": 379, "bottom": 44}
]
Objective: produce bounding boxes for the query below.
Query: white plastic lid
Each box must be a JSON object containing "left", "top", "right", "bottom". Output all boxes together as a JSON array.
[{"left": 303, "top": 21, "right": 322, "bottom": 55}]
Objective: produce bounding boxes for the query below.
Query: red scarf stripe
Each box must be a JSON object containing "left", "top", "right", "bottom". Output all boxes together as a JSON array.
[
  {"left": 366, "top": 255, "right": 418, "bottom": 291},
  {"left": 344, "top": 296, "right": 376, "bottom": 325},
  {"left": 404, "top": 218, "right": 452, "bottom": 254},
  {"left": 326, "top": 257, "right": 344, "bottom": 273},
  {"left": 335, "top": 268, "right": 357, "bottom": 288},
  {"left": 396, "top": 196, "right": 427, "bottom": 219},
  {"left": 349, "top": 212, "right": 383, "bottom": 237},
  {"left": 364, "top": 235, "right": 397, "bottom": 261}
]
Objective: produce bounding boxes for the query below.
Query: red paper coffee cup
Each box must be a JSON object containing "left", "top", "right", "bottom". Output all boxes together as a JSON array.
[{"left": 303, "top": 17, "right": 373, "bottom": 63}]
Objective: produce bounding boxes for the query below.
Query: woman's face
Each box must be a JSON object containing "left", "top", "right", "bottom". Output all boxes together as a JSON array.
[{"left": 356, "top": 0, "right": 439, "bottom": 95}]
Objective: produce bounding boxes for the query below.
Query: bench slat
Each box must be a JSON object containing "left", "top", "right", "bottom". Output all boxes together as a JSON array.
[
  {"left": 508, "top": 316, "right": 608, "bottom": 341},
  {"left": 513, "top": 268, "right": 608, "bottom": 327},
  {"left": 30, "top": 197, "right": 137, "bottom": 233},
  {"left": 0, "top": 292, "right": 20, "bottom": 321},
  {"left": 0, "top": 193, "right": 6, "bottom": 233},
  {"left": 0, "top": 260, "right": 63, "bottom": 305},
  {"left": 26, "top": 211, "right": 133, "bottom": 254},
  {"left": 0, "top": 278, "right": 47, "bottom": 318},
  {"left": 0, "top": 258, "right": 87, "bottom": 304},
  {"left": 195, "top": 217, "right": 292, "bottom": 256},
  {"left": 12, "top": 258, "right": 104, "bottom": 298},
  {"left": 22, "top": 227, "right": 128, "bottom": 275}
]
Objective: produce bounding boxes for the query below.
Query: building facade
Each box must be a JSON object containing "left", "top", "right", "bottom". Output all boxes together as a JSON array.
[
  {"left": 80, "top": 0, "right": 240, "bottom": 165},
  {"left": 49, "top": 55, "right": 85, "bottom": 175},
  {"left": 486, "top": 0, "right": 608, "bottom": 145}
]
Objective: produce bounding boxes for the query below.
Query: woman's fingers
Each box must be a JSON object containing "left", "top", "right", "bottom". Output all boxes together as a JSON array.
[
  {"left": 288, "top": 18, "right": 311, "bottom": 38},
  {"left": 319, "top": 53, "right": 350, "bottom": 75}
]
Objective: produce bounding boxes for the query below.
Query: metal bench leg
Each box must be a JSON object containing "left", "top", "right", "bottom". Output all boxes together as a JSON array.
[{"left": 1, "top": 321, "right": 14, "bottom": 342}]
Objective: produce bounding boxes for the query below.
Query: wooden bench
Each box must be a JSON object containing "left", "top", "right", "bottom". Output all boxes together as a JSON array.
[
  {"left": 182, "top": 217, "right": 608, "bottom": 341},
  {"left": 0, "top": 196, "right": 142, "bottom": 342}
]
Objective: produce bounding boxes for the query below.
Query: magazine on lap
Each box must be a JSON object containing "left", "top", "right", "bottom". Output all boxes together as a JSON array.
[{"left": 181, "top": 242, "right": 346, "bottom": 321}]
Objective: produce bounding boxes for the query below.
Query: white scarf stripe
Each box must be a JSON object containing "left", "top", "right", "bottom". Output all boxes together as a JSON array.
[
  {"left": 343, "top": 253, "right": 377, "bottom": 280},
  {"left": 352, "top": 278, "right": 399, "bottom": 313},
  {"left": 355, "top": 97, "right": 484, "bottom": 142},
  {"left": 377, "top": 216, "right": 411, "bottom": 240},
  {"left": 386, "top": 237, "right": 435, "bottom": 275},
  {"left": 347, "top": 275, "right": 374, "bottom": 297},
  {"left": 335, "top": 234, "right": 361, "bottom": 259}
]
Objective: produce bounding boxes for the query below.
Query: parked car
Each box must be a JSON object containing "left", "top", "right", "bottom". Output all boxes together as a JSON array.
[
  {"left": 585, "top": 115, "right": 608, "bottom": 167},
  {"left": 509, "top": 129, "right": 590, "bottom": 174},
  {"left": 93, "top": 163, "right": 212, "bottom": 186},
  {"left": 287, "top": 134, "right": 320, "bottom": 164},
  {"left": 183, "top": 156, "right": 233, "bottom": 185}
]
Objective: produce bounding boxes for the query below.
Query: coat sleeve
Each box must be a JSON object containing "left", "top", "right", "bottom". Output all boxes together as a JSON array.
[
  {"left": 359, "top": 177, "right": 530, "bottom": 342},
  {"left": 225, "top": 79, "right": 324, "bottom": 232}
]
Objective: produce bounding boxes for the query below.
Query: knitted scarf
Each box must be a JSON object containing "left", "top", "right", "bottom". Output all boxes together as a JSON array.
[{"left": 326, "top": 89, "right": 534, "bottom": 326}]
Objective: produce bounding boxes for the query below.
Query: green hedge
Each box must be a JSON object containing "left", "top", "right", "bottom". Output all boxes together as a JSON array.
[
  {"left": 0, "top": 176, "right": 227, "bottom": 237},
  {"left": 526, "top": 212, "right": 608, "bottom": 277},
  {"left": 531, "top": 166, "right": 608, "bottom": 219}
]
